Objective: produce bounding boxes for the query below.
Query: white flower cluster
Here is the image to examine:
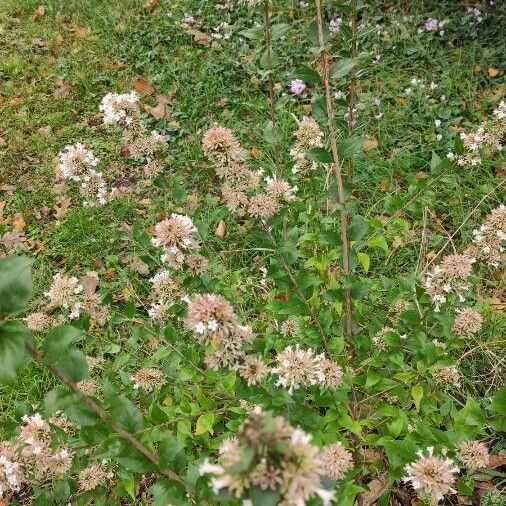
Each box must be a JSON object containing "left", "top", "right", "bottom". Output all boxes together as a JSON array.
[
  {"left": 99, "top": 91, "right": 139, "bottom": 126},
  {"left": 44, "top": 273, "right": 84, "bottom": 319},
  {"left": 58, "top": 143, "right": 99, "bottom": 181}
]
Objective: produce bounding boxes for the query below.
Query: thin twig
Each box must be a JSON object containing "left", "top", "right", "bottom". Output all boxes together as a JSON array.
[
  {"left": 346, "top": 0, "right": 357, "bottom": 185},
  {"left": 314, "top": 0, "right": 353, "bottom": 337},
  {"left": 263, "top": 0, "right": 281, "bottom": 174},
  {"left": 25, "top": 344, "right": 189, "bottom": 491}
]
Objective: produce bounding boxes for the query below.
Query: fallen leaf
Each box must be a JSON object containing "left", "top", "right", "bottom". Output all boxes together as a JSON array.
[
  {"left": 0, "top": 201, "right": 6, "bottom": 224},
  {"left": 34, "top": 5, "right": 45, "bottom": 17},
  {"left": 131, "top": 257, "right": 150, "bottom": 277},
  {"left": 495, "top": 166, "right": 506, "bottom": 179},
  {"left": 363, "top": 138, "right": 378, "bottom": 150},
  {"left": 216, "top": 97, "right": 228, "bottom": 107},
  {"left": 215, "top": 220, "right": 226, "bottom": 238},
  {"left": 394, "top": 96, "right": 408, "bottom": 105},
  {"left": 0, "top": 231, "right": 25, "bottom": 249},
  {"left": 488, "top": 67, "right": 499, "bottom": 78},
  {"left": 249, "top": 147, "right": 263, "bottom": 158},
  {"left": 103, "top": 267, "right": 116, "bottom": 281},
  {"left": 54, "top": 196, "right": 71, "bottom": 219},
  {"left": 0, "top": 184, "right": 15, "bottom": 192},
  {"left": 360, "top": 475, "right": 387, "bottom": 506},
  {"left": 473, "top": 64, "right": 482, "bottom": 75},
  {"left": 379, "top": 179, "right": 389, "bottom": 192},
  {"left": 187, "top": 28, "right": 212, "bottom": 46},
  {"left": 133, "top": 77, "right": 155, "bottom": 95},
  {"left": 72, "top": 26, "right": 91, "bottom": 38},
  {"left": 13, "top": 214, "right": 26, "bottom": 232},
  {"left": 488, "top": 453, "right": 506, "bottom": 468},
  {"left": 83, "top": 271, "right": 100, "bottom": 299},
  {"left": 144, "top": 95, "right": 171, "bottom": 119},
  {"left": 143, "top": 0, "right": 160, "bottom": 10},
  {"left": 120, "top": 145, "right": 131, "bottom": 157},
  {"left": 31, "top": 37, "right": 47, "bottom": 48},
  {"left": 54, "top": 77, "right": 71, "bottom": 98}
]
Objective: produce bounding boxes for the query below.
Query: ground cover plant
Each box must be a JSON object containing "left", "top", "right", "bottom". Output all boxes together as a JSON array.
[{"left": 0, "top": 0, "right": 505, "bottom": 504}]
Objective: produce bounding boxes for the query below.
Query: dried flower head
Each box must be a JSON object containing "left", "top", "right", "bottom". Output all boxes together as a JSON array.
[
  {"left": 265, "top": 175, "right": 297, "bottom": 201},
  {"left": 452, "top": 308, "right": 483, "bottom": 337},
  {"left": 473, "top": 205, "right": 506, "bottom": 267},
  {"left": 434, "top": 366, "right": 461, "bottom": 389},
  {"left": 424, "top": 254, "right": 475, "bottom": 311},
  {"left": 78, "top": 461, "right": 113, "bottom": 491},
  {"left": 99, "top": 91, "right": 139, "bottom": 126},
  {"left": 187, "top": 293, "right": 236, "bottom": 336},
  {"left": 76, "top": 379, "right": 100, "bottom": 396},
  {"left": 372, "top": 326, "right": 394, "bottom": 351},
  {"left": 24, "top": 312, "right": 54, "bottom": 332},
  {"left": 290, "top": 116, "right": 324, "bottom": 174},
  {"left": 280, "top": 316, "right": 300, "bottom": 337},
  {"left": 320, "top": 442, "right": 353, "bottom": 481},
  {"left": 57, "top": 143, "right": 99, "bottom": 181},
  {"left": 456, "top": 441, "right": 490, "bottom": 469},
  {"left": 247, "top": 192, "right": 281, "bottom": 220},
  {"left": 0, "top": 442, "right": 24, "bottom": 498},
  {"left": 131, "top": 367, "right": 165, "bottom": 392},
  {"left": 200, "top": 409, "right": 335, "bottom": 505},
  {"left": 150, "top": 271, "right": 183, "bottom": 304},
  {"left": 202, "top": 126, "right": 244, "bottom": 168},
  {"left": 238, "top": 355, "right": 269, "bottom": 386},
  {"left": 320, "top": 359, "right": 343, "bottom": 389},
  {"left": 403, "top": 448, "right": 458, "bottom": 504}
]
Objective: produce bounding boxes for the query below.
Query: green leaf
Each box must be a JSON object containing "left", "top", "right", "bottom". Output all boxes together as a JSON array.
[
  {"left": 195, "top": 412, "right": 215, "bottom": 435},
  {"left": 263, "top": 120, "right": 274, "bottom": 144},
  {"left": 250, "top": 487, "right": 281, "bottom": 506},
  {"left": 329, "top": 58, "right": 357, "bottom": 79},
  {"left": 382, "top": 438, "right": 418, "bottom": 471},
  {"left": 307, "top": 19, "right": 330, "bottom": 47},
  {"left": 411, "top": 385, "right": 424, "bottom": 412},
  {"left": 453, "top": 397, "right": 486, "bottom": 439},
  {"left": 0, "top": 321, "right": 31, "bottom": 383},
  {"left": 338, "top": 413, "right": 363, "bottom": 437},
  {"left": 348, "top": 215, "right": 369, "bottom": 242},
  {"left": 43, "top": 325, "right": 83, "bottom": 364},
  {"left": 271, "top": 23, "right": 290, "bottom": 40},
  {"left": 306, "top": 147, "right": 332, "bottom": 163},
  {"left": 357, "top": 252, "right": 370, "bottom": 273},
  {"left": 311, "top": 94, "right": 327, "bottom": 123},
  {"left": 150, "top": 479, "right": 188, "bottom": 506},
  {"left": 239, "top": 26, "right": 263, "bottom": 40},
  {"left": 367, "top": 235, "right": 389, "bottom": 253},
  {"left": 293, "top": 66, "right": 321, "bottom": 84},
  {"left": 0, "top": 256, "right": 33, "bottom": 316},
  {"left": 338, "top": 136, "right": 364, "bottom": 158},
  {"left": 55, "top": 348, "right": 89, "bottom": 383},
  {"left": 110, "top": 395, "right": 144, "bottom": 433},
  {"left": 159, "top": 434, "right": 186, "bottom": 470},
  {"left": 336, "top": 481, "right": 367, "bottom": 506},
  {"left": 430, "top": 151, "right": 442, "bottom": 171}
]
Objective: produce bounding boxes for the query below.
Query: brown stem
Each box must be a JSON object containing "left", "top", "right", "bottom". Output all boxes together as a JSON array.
[
  {"left": 263, "top": 0, "right": 281, "bottom": 175},
  {"left": 314, "top": 0, "right": 353, "bottom": 337},
  {"left": 263, "top": 225, "right": 330, "bottom": 354},
  {"left": 346, "top": 0, "right": 357, "bottom": 185},
  {"left": 25, "top": 344, "right": 188, "bottom": 490}
]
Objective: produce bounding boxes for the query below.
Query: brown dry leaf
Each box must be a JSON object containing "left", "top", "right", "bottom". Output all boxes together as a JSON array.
[
  {"left": 359, "top": 475, "right": 388, "bottom": 506},
  {"left": 13, "top": 214, "right": 26, "bottom": 232},
  {"left": 54, "top": 196, "right": 71, "bottom": 219},
  {"left": 54, "top": 77, "right": 71, "bottom": 98},
  {"left": 215, "top": 220, "right": 226, "bottom": 238},
  {"left": 487, "top": 67, "right": 499, "bottom": 78},
  {"left": 415, "top": 171, "right": 427, "bottom": 179},
  {"left": 53, "top": 33, "right": 64, "bottom": 51},
  {"left": 133, "top": 76, "right": 155, "bottom": 95},
  {"left": 27, "top": 239, "right": 45, "bottom": 254},
  {"left": 131, "top": 257, "right": 150, "bottom": 277},
  {"left": 241, "top": 54, "right": 255, "bottom": 64},
  {"left": 0, "top": 201, "right": 6, "bottom": 225},
  {"left": 84, "top": 271, "right": 100, "bottom": 299},
  {"left": 34, "top": 5, "right": 45, "bottom": 17},
  {"left": 378, "top": 179, "right": 389, "bottom": 192},
  {"left": 32, "top": 37, "right": 47, "bottom": 48},
  {"left": 488, "top": 453, "right": 506, "bottom": 468},
  {"left": 0, "top": 231, "right": 25, "bottom": 249},
  {"left": 120, "top": 145, "right": 131, "bottom": 158},
  {"left": 473, "top": 64, "right": 482, "bottom": 75},
  {"left": 103, "top": 267, "right": 116, "bottom": 282},
  {"left": 216, "top": 97, "right": 228, "bottom": 107},
  {"left": 187, "top": 28, "right": 212, "bottom": 46},
  {"left": 249, "top": 147, "right": 263, "bottom": 159},
  {"left": 394, "top": 96, "right": 408, "bottom": 105},
  {"left": 143, "top": 0, "right": 160, "bottom": 10},
  {"left": 495, "top": 166, "right": 506, "bottom": 179},
  {"left": 72, "top": 26, "right": 91, "bottom": 38},
  {"left": 144, "top": 95, "right": 171, "bottom": 119},
  {"left": 0, "top": 184, "right": 15, "bottom": 192},
  {"left": 363, "top": 138, "right": 378, "bottom": 150}
]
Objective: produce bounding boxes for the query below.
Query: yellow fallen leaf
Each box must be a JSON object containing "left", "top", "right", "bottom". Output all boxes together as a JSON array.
[
  {"left": 488, "top": 67, "right": 499, "bottom": 78},
  {"left": 215, "top": 220, "right": 226, "bottom": 238},
  {"left": 72, "top": 26, "right": 91, "bottom": 38},
  {"left": 362, "top": 138, "right": 378, "bottom": 150},
  {"left": 13, "top": 214, "right": 26, "bottom": 232},
  {"left": 187, "top": 28, "right": 212, "bottom": 46}
]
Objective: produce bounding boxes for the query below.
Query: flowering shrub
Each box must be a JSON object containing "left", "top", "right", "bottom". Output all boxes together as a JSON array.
[{"left": 0, "top": 0, "right": 505, "bottom": 505}]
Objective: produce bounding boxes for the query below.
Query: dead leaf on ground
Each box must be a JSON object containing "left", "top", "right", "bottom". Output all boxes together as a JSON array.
[
  {"left": 379, "top": 179, "right": 389, "bottom": 192},
  {"left": 72, "top": 26, "right": 91, "bottom": 38},
  {"left": 143, "top": 0, "right": 160, "bottom": 10},
  {"left": 54, "top": 196, "right": 71, "bottom": 219},
  {"left": 0, "top": 231, "right": 25, "bottom": 250},
  {"left": 215, "top": 220, "right": 226, "bottom": 238},
  {"left": 0, "top": 184, "right": 15, "bottom": 192},
  {"left": 144, "top": 94, "right": 172, "bottom": 119},
  {"left": 31, "top": 37, "right": 47, "bottom": 48},
  {"left": 363, "top": 138, "right": 378, "bottom": 150},
  {"left": 488, "top": 67, "right": 499, "bottom": 78},
  {"left": 13, "top": 214, "right": 26, "bottom": 232},
  {"left": 394, "top": 96, "right": 408, "bottom": 105},
  {"left": 0, "top": 201, "right": 6, "bottom": 224},
  {"left": 105, "top": 61, "right": 128, "bottom": 70},
  {"left": 359, "top": 475, "right": 388, "bottom": 506},
  {"left": 488, "top": 453, "right": 506, "bottom": 468},
  {"left": 494, "top": 166, "right": 506, "bottom": 179},
  {"left": 34, "top": 5, "right": 45, "bottom": 17},
  {"left": 54, "top": 77, "right": 71, "bottom": 98},
  {"left": 84, "top": 271, "right": 100, "bottom": 299},
  {"left": 133, "top": 77, "right": 155, "bottom": 95},
  {"left": 130, "top": 257, "right": 150, "bottom": 277},
  {"left": 186, "top": 28, "right": 212, "bottom": 46}
]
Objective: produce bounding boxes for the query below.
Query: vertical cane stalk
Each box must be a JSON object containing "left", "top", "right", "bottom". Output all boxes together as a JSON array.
[{"left": 314, "top": 0, "right": 353, "bottom": 337}]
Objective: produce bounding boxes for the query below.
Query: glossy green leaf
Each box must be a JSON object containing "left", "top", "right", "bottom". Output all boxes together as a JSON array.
[{"left": 0, "top": 256, "right": 33, "bottom": 316}]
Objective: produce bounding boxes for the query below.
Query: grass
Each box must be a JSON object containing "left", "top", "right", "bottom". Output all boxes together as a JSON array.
[{"left": 0, "top": 0, "right": 504, "bottom": 450}]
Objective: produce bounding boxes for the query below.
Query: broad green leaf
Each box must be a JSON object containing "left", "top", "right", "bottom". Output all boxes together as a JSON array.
[
  {"left": 195, "top": 412, "right": 215, "bottom": 435},
  {"left": 367, "top": 235, "right": 389, "bottom": 253},
  {"left": 110, "top": 395, "right": 144, "bottom": 433},
  {"left": 329, "top": 58, "right": 357, "bottom": 79},
  {"left": 382, "top": 438, "right": 418, "bottom": 472},
  {"left": 150, "top": 479, "right": 188, "bottom": 506},
  {"left": 271, "top": 23, "right": 290, "bottom": 40},
  {"left": 250, "top": 487, "right": 281, "bottom": 506},
  {"left": 430, "top": 151, "right": 442, "bottom": 171},
  {"left": 348, "top": 215, "right": 369, "bottom": 242},
  {"left": 411, "top": 385, "right": 424, "bottom": 412},
  {"left": 338, "top": 136, "right": 364, "bottom": 158},
  {"left": 293, "top": 65, "right": 321, "bottom": 84},
  {"left": 55, "top": 348, "right": 89, "bottom": 383},
  {"left": 263, "top": 120, "right": 274, "bottom": 144},
  {"left": 0, "top": 321, "right": 31, "bottom": 382},
  {"left": 336, "top": 480, "right": 367, "bottom": 506},
  {"left": 307, "top": 19, "right": 330, "bottom": 48},
  {"left": 0, "top": 256, "right": 33, "bottom": 316},
  {"left": 307, "top": 147, "right": 332, "bottom": 163},
  {"left": 159, "top": 434, "right": 186, "bottom": 470},
  {"left": 357, "top": 252, "right": 370, "bottom": 273},
  {"left": 311, "top": 94, "right": 327, "bottom": 122},
  {"left": 453, "top": 397, "right": 485, "bottom": 439},
  {"left": 239, "top": 26, "right": 263, "bottom": 40},
  {"left": 43, "top": 325, "right": 83, "bottom": 364}
]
